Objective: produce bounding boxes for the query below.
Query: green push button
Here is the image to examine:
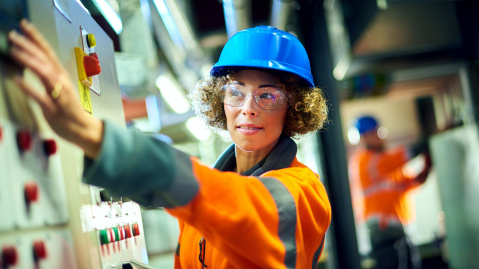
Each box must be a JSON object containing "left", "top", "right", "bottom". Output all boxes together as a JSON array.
[
  {"left": 113, "top": 227, "right": 120, "bottom": 242},
  {"left": 99, "top": 229, "right": 109, "bottom": 245}
]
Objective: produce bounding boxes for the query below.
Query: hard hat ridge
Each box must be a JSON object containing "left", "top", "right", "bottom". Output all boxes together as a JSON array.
[{"left": 210, "top": 26, "right": 315, "bottom": 87}]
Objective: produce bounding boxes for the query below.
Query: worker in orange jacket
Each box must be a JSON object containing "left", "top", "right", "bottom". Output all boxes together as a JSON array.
[
  {"left": 349, "top": 115, "right": 431, "bottom": 269},
  {"left": 9, "top": 21, "right": 331, "bottom": 268}
]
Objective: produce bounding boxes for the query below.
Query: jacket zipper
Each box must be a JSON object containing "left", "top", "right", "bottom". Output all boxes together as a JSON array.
[{"left": 198, "top": 237, "right": 207, "bottom": 268}]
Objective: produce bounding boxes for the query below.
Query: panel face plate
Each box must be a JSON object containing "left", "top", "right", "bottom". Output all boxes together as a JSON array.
[{"left": 0, "top": 0, "right": 148, "bottom": 268}]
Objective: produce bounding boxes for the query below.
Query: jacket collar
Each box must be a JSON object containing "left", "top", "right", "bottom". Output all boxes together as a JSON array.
[{"left": 213, "top": 134, "right": 297, "bottom": 176}]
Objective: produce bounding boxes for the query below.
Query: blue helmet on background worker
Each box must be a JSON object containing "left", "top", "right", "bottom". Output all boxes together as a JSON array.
[
  {"left": 210, "top": 26, "right": 315, "bottom": 87},
  {"left": 355, "top": 115, "right": 379, "bottom": 135}
]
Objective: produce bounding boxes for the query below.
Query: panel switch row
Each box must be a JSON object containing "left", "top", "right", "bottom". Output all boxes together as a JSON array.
[{"left": 99, "top": 223, "right": 141, "bottom": 245}]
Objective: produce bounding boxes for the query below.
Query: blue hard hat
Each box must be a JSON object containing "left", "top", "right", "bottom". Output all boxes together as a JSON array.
[
  {"left": 355, "top": 116, "right": 379, "bottom": 135},
  {"left": 210, "top": 26, "right": 315, "bottom": 87}
]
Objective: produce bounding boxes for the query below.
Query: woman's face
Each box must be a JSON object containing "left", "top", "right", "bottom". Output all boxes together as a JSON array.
[{"left": 224, "top": 69, "right": 288, "bottom": 153}]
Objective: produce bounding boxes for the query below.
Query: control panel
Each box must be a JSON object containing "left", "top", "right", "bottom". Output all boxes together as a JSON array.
[
  {"left": 0, "top": 0, "right": 149, "bottom": 268},
  {"left": 81, "top": 200, "right": 146, "bottom": 268}
]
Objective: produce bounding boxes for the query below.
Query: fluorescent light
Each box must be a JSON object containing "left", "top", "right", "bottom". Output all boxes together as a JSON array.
[
  {"left": 377, "top": 126, "right": 388, "bottom": 139},
  {"left": 348, "top": 127, "right": 360, "bottom": 145},
  {"left": 155, "top": 75, "right": 189, "bottom": 114},
  {"left": 333, "top": 57, "right": 351, "bottom": 81},
  {"left": 222, "top": 0, "right": 237, "bottom": 38},
  {"left": 92, "top": 0, "right": 123, "bottom": 34},
  {"left": 377, "top": 0, "right": 388, "bottom": 10},
  {"left": 201, "top": 63, "right": 214, "bottom": 78},
  {"left": 186, "top": 117, "right": 211, "bottom": 141},
  {"left": 145, "top": 95, "right": 161, "bottom": 132},
  {"left": 152, "top": 0, "right": 183, "bottom": 47}
]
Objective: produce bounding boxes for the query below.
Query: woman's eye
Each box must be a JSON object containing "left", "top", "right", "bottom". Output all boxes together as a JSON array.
[
  {"left": 259, "top": 88, "right": 282, "bottom": 100},
  {"left": 259, "top": 92, "right": 275, "bottom": 100},
  {"left": 229, "top": 88, "right": 244, "bottom": 98}
]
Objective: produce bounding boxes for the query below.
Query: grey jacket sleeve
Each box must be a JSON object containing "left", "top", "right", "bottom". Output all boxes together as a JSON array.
[{"left": 82, "top": 121, "right": 199, "bottom": 208}]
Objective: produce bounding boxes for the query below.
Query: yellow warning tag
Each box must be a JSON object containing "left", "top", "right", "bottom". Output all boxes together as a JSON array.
[{"left": 78, "top": 81, "right": 92, "bottom": 115}]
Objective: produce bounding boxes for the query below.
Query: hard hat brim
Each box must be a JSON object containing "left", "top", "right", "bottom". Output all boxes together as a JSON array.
[{"left": 210, "top": 59, "right": 315, "bottom": 88}]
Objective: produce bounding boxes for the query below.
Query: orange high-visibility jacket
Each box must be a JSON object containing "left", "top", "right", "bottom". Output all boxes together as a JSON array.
[
  {"left": 348, "top": 146, "right": 419, "bottom": 225},
  {"left": 84, "top": 121, "right": 331, "bottom": 269}
]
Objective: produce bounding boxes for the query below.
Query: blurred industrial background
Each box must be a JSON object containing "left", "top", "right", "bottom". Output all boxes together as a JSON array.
[{"left": 1, "top": 0, "right": 478, "bottom": 268}]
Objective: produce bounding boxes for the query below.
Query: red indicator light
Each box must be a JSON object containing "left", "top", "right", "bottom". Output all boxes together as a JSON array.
[
  {"left": 43, "top": 139, "right": 57, "bottom": 156},
  {"left": 2, "top": 245, "right": 18, "bottom": 266},
  {"left": 16, "top": 130, "right": 33, "bottom": 152},
  {"left": 33, "top": 240, "right": 47, "bottom": 260},
  {"left": 132, "top": 223, "right": 140, "bottom": 236},
  {"left": 124, "top": 224, "right": 132, "bottom": 238},
  {"left": 24, "top": 182, "right": 39, "bottom": 204}
]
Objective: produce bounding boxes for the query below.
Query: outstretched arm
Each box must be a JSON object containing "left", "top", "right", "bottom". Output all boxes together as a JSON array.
[
  {"left": 8, "top": 19, "right": 103, "bottom": 158},
  {"left": 414, "top": 151, "right": 432, "bottom": 185}
]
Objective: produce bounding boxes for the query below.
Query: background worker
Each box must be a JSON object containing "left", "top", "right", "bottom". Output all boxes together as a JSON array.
[
  {"left": 348, "top": 115, "right": 432, "bottom": 269},
  {"left": 9, "top": 20, "right": 331, "bottom": 268}
]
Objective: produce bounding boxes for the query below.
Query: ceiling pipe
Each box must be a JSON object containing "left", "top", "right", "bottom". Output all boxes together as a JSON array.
[
  {"left": 270, "top": 0, "right": 293, "bottom": 31},
  {"left": 150, "top": 0, "right": 207, "bottom": 84},
  {"left": 159, "top": 0, "right": 202, "bottom": 54},
  {"left": 222, "top": 0, "right": 252, "bottom": 38}
]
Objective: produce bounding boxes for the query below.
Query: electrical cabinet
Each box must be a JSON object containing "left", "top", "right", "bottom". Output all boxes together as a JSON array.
[{"left": 0, "top": 0, "right": 149, "bottom": 268}]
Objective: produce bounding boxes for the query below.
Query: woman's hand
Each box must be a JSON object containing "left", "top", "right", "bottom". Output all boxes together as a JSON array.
[{"left": 8, "top": 19, "right": 103, "bottom": 158}]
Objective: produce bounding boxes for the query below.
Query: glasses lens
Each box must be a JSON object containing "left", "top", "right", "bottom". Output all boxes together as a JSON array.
[
  {"left": 221, "top": 84, "right": 289, "bottom": 110},
  {"left": 222, "top": 85, "right": 246, "bottom": 107},
  {"left": 255, "top": 88, "right": 289, "bottom": 110}
]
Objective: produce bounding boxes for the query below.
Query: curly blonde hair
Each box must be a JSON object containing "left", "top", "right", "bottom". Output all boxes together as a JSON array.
[{"left": 188, "top": 68, "right": 328, "bottom": 138}]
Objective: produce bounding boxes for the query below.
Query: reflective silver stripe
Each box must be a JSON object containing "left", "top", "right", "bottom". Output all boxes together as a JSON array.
[
  {"left": 311, "top": 236, "right": 325, "bottom": 269},
  {"left": 259, "top": 177, "right": 297, "bottom": 269},
  {"left": 362, "top": 180, "right": 406, "bottom": 197},
  {"left": 367, "top": 154, "right": 381, "bottom": 180},
  {"left": 150, "top": 149, "right": 199, "bottom": 207}
]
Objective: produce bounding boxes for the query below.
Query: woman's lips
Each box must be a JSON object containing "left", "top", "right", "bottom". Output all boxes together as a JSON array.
[{"left": 237, "top": 124, "right": 262, "bottom": 135}]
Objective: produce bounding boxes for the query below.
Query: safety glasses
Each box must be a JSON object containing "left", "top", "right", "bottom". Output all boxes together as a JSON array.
[{"left": 220, "top": 83, "right": 290, "bottom": 110}]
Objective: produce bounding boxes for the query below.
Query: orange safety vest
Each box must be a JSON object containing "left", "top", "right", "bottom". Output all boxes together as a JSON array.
[
  {"left": 167, "top": 157, "right": 331, "bottom": 269},
  {"left": 349, "top": 146, "right": 419, "bottom": 226}
]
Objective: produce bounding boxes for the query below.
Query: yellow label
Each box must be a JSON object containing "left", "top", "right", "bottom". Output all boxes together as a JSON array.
[
  {"left": 74, "top": 47, "right": 88, "bottom": 82},
  {"left": 78, "top": 81, "right": 92, "bottom": 115}
]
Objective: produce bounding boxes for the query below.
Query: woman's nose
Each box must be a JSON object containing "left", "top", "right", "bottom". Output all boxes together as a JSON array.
[{"left": 241, "top": 95, "right": 259, "bottom": 116}]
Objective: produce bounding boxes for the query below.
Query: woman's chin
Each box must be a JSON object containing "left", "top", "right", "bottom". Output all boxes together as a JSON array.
[{"left": 235, "top": 143, "right": 258, "bottom": 153}]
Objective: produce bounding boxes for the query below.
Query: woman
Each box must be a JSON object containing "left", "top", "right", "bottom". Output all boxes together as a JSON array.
[{"left": 9, "top": 20, "right": 331, "bottom": 268}]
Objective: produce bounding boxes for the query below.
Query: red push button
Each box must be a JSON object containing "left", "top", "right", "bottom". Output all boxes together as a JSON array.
[
  {"left": 132, "top": 223, "right": 140, "bottom": 236},
  {"left": 43, "top": 139, "right": 57, "bottom": 156},
  {"left": 118, "top": 226, "right": 126, "bottom": 240},
  {"left": 2, "top": 245, "right": 18, "bottom": 266},
  {"left": 0, "top": 125, "right": 3, "bottom": 142},
  {"left": 83, "top": 53, "right": 101, "bottom": 77},
  {"left": 108, "top": 228, "right": 116, "bottom": 242},
  {"left": 24, "top": 182, "right": 39, "bottom": 204},
  {"left": 33, "top": 240, "right": 47, "bottom": 260},
  {"left": 16, "top": 130, "right": 33, "bottom": 152},
  {"left": 124, "top": 224, "right": 132, "bottom": 239}
]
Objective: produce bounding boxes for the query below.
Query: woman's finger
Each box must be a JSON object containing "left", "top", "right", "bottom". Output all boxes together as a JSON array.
[
  {"left": 14, "top": 75, "right": 55, "bottom": 113},
  {"left": 19, "top": 19, "right": 62, "bottom": 66},
  {"left": 8, "top": 30, "right": 51, "bottom": 68},
  {"left": 9, "top": 43, "right": 57, "bottom": 92}
]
